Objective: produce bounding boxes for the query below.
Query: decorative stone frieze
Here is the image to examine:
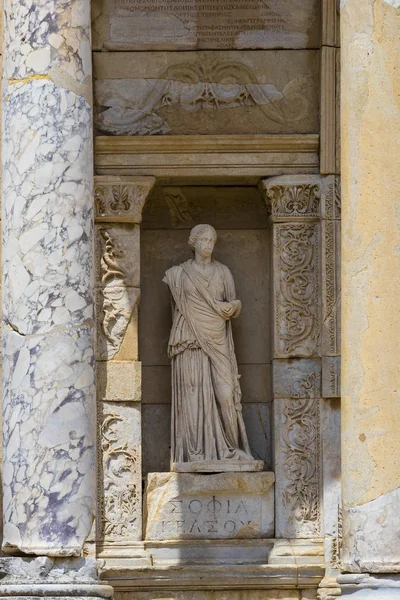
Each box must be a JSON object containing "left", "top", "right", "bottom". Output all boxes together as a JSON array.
[
  {"left": 97, "top": 403, "right": 142, "bottom": 547},
  {"left": 272, "top": 222, "right": 320, "bottom": 358},
  {"left": 274, "top": 395, "right": 322, "bottom": 539}
]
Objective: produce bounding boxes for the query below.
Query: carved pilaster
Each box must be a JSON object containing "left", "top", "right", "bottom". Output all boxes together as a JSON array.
[
  {"left": 263, "top": 175, "right": 340, "bottom": 545},
  {"left": 94, "top": 177, "right": 155, "bottom": 557},
  {"left": 273, "top": 359, "right": 322, "bottom": 538},
  {"left": 263, "top": 176, "right": 321, "bottom": 359}
]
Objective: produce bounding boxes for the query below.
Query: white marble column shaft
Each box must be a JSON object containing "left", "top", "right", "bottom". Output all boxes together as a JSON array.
[
  {"left": 2, "top": 0, "right": 96, "bottom": 555},
  {"left": 341, "top": 0, "right": 400, "bottom": 577}
]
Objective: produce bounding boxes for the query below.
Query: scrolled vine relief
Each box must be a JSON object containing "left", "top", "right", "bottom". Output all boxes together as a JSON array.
[
  {"left": 275, "top": 223, "right": 319, "bottom": 357},
  {"left": 98, "top": 407, "right": 141, "bottom": 541},
  {"left": 282, "top": 394, "right": 321, "bottom": 535}
]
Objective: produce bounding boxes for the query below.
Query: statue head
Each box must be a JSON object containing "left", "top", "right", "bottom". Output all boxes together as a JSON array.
[{"left": 188, "top": 224, "right": 217, "bottom": 259}]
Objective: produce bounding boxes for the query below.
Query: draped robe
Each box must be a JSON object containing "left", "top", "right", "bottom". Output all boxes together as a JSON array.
[{"left": 163, "top": 259, "right": 253, "bottom": 463}]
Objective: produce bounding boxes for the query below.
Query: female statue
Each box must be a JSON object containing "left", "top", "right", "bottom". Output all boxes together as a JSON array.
[{"left": 163, "top": 224, "right": 259, "bottom": 469}]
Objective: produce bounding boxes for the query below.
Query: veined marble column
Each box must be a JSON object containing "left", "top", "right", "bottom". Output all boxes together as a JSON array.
[
  {"left": 2, "top": 0, "right": 96, "bottom": 555},
  {"left": 340, "top": 0, "right": 400, "bottom": 594}
]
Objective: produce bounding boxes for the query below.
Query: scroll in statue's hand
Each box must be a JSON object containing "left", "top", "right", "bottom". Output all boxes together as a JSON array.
[{"left": 216, "top": 299, "right": 242, "bottom": 320}]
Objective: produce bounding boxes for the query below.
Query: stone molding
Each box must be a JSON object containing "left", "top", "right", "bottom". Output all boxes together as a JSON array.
[
  {"left": 0, "top": 557, "right": 113, "bottom": 599},
  {"left": 95, "top": 135, "right": 320, "bottom": 180},
  {"left": 320, "top": 47, "right": 339, "bottom": 175}
]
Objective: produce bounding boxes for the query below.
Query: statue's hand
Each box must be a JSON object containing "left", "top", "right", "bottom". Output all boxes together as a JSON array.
[{"left": 217, "top": 299, "right": 242, "bottom": 319}]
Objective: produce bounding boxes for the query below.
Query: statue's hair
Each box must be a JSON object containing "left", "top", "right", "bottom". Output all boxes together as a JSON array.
[{"left": 188, "top": 224, "right": 217, "bottom": 251}]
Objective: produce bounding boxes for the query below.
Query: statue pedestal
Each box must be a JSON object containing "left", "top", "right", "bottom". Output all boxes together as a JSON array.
[
  {"left": 144, "top": 471, "right": 275, "bottom": 541},
  {"left": 171, "top": 460, "right": 265, "bottom": 473}
]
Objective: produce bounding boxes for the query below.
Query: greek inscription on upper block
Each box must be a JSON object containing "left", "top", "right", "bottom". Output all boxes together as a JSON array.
[{"left": 96, "top": 0, "right": 320, "bottom": 50}]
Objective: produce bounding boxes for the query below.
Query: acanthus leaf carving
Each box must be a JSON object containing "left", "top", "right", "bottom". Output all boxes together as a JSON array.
[
  {"left": 266, "top": 183, "right": 320, "bottom": 219},
  {"left": 94, "top": 181, "right": 154, "bottom": 223}
]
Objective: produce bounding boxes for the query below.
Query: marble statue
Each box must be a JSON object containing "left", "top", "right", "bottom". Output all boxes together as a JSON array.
[{"left": 163, "top": 224, "right": 262, "bottom": 471}]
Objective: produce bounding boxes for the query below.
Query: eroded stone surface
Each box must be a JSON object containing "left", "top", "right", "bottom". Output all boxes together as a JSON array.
[
  {"left": 92, "top": 0, "right": 321, "bottom": 51},
  {"left": 341, "top": 0, "right": 400, "bottom": 572},
  {"left": 93, "top": 51, "right": 319, "bottom": 136},
  {"left": 144, "top": 472, "right": 275, "bottom": 540}
]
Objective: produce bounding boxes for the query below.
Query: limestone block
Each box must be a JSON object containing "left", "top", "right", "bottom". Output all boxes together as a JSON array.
[
  {"left": 97, "top": 361, "right": 141, "bottom": 402},
  {"left": 98, "top": 402, "right": 142, "bottom": 544},
  {"left": 342, "top": 488, "right": 400, "bottom": 573},
  {"left": 320, "top": 399, "right": 341, "bottom": 573},
  {"left": 274, "top": 397, "right": 322, "bottom": 538},
  {"left": 144, "top": 472, "right": 275, "bottom": 541},
  {"left": 273, "top": 359, "right": 321, "bottom": 399},
  {"left": 142, "top": 185, "right": 269, "bottom": 231},
  {"left": 92, "top": 0, "right": 321, "bottom": 51},
  {"left": 93, "top": 51, "right": 319, "bottom": 136},
  {"left": 96, "top": 288, "right": 139, "bottom": 361},
  {"left": 95, "top": 224, "right": 140, "bottom": 288},
  {"left": 341, "top": 0, "right": 400, "bottom": 572},
  {"left": 338, "top": 574, "right": 400, "bottom": 599}
]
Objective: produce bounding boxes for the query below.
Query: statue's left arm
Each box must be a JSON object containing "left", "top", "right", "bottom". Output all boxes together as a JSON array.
[{"left": 219, "top": 264, "right": 242, "bottom": 319}]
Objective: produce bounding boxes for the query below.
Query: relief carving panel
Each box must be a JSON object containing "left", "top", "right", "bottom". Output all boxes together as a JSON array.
[
  {"left": 93, "top": 51, "right": 319, "bottom": 136},
  {"left": 275, "top": 392, "right": 321, "bottom": 538},
  {"left": 273, "top": 223, "right": 320, "bottom": 358},
  {"left": 98, "top": 402, "right": 142, "bottom": 543}
]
